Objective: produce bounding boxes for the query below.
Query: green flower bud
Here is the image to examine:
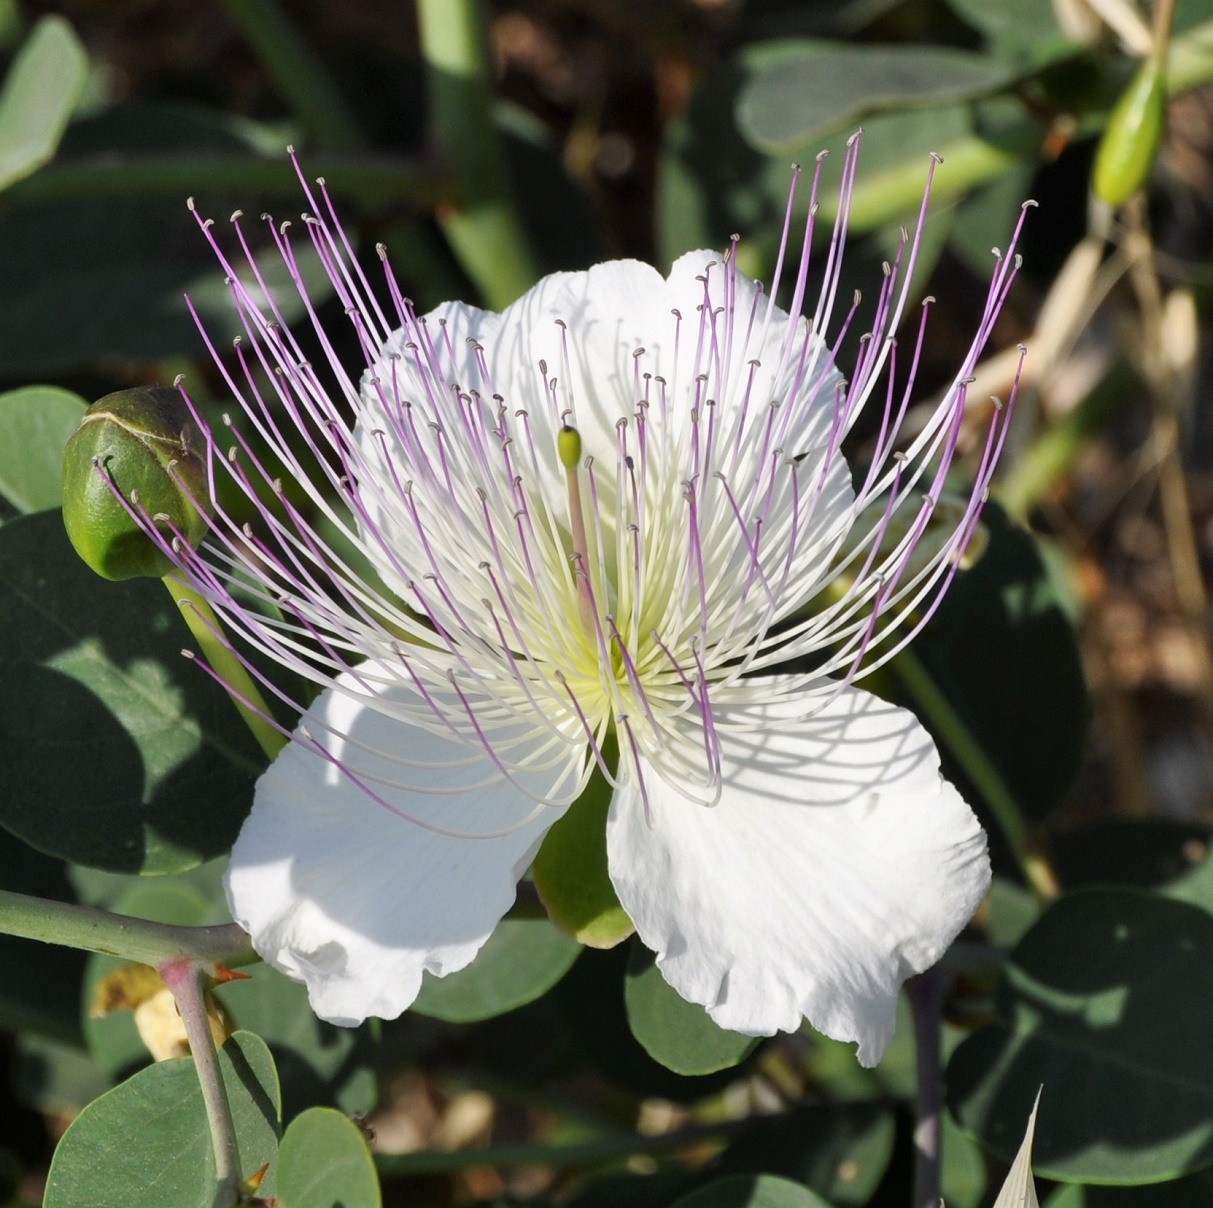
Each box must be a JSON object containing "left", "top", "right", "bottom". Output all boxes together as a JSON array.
[
  {"left": 1093, "top": 61, "right": 1167, "bottom": 207},
  {"left": 61, "top": 386, "right": 212, "bottom": 581}
]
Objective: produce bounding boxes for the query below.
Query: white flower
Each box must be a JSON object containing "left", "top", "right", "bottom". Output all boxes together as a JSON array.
[{"left": 166, "top": 139, "right": 1028, "bottom": 1066}]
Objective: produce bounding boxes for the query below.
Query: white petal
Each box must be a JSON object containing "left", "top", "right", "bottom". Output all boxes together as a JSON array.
[
  {"left": 361, "top": 253, "right": 842, "bottom": 517},
  {"left": 606, "top": 682, "right": 989, "bottom": 1065},
  {"left": 225, "top": 671, "right": 573, "bottom": 1025}
]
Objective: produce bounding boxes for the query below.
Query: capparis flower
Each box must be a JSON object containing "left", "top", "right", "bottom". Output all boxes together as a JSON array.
[{"left": 149, "top": 137, "right": 1027, "bottom": 1065}]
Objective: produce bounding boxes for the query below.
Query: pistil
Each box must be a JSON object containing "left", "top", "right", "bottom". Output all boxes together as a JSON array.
[{"left": 558, "top": 424, "right": 597, "bottom": 637}]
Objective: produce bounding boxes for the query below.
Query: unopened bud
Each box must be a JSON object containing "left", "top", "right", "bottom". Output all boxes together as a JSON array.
[
  {"left": 1093, "top": 60, "right": 1166, "bottom": 207},
  {"left": 61, "top": 387, "right": 212, "bottom": 581}
]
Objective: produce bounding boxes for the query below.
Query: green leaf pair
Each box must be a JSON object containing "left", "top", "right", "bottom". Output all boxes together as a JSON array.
[{"left": 46, "top": 1031, "right": 380, "bottom": 1207}]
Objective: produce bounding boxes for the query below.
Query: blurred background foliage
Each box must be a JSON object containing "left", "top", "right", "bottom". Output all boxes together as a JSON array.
[{"left": 2, "top": 0, "right": 1213, "bottom": 1205}]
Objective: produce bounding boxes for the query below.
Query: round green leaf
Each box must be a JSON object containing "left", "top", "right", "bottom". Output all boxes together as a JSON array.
[
  {"left": 716, "top": 1103, "right": 895, "bottom": 1205},
  {"left": 45, "top": 1031, "right": 282, "bottom": 1208},
  {"left": 217, "top": 968, "right": 378, "bottom": 1115},
  {"left": 948, "top": 888, "right": 1213, "bottom": 1183},
  {"left": 555, "top": 944, "right": 747, "bottom": 1102},
  {"left": 0, "top": 385, "right": 87, "bottom": 513},
  {"left": 672, "top": 1174, "right": 831, "bottom": 1208},
  {"left": 624, "top": 944, "right": 759, "bottom": 1076},
  {"left": 412, "top": 916, "right": 581, "bottom": 1023},
  {"left": 1045, "top": 1169, "right": 1213, "bottom": 1206},
  {"left": 276, "top": 1107, "right": 380, "bottom": 1208},
  {"left": 987, "top": 876, "right": 1043, "bottom": 948},
  {"left": 736, "top": 41, "right": 1015, "bottom": 152},
  {"left": 1167, "top": 843, "right": 1213, "bottom": 913},
  {"left": 942, "top": 1109, "right": 988, "bottom": 1208},
  {"left": 0, "top": 509, "right": 265, "bottom": 873},
  {"left": 0, "top": 16, "right": 88, "bottom": 193}
]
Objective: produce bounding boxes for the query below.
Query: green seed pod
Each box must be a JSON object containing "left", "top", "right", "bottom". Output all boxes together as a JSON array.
[
  {"left": 1093, "top": 60, "right": 1167, "bottom": 207},
  {"left": 61, "top": 386, "right": 212, "bottom": 581}
]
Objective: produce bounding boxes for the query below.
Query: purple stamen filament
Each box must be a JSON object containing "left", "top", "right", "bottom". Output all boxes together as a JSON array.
[{"left": 125, "top": 142, "right": 1030, "bottom": 826}]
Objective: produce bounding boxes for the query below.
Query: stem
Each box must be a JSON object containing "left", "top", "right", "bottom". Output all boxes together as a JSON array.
[
  {"left": 0, "top": 154, "right": 448, "bottom": 208},
  {"left": 907, "top": 970, "right": 944, "bottom": 1208},
  {"left": 893, "top": 647, "right": 1059, "bottom": 901},
  {"left": 0, "top": 889, "right": 255, "bottom": 967},
  {"left": 215, "top": 0, "right": 365, "bottom": 151},
  {"left": 1150, "top": 0, "right": 1178, "bottom": 71},
  {"left": 375, "top": 1115, "right": 757, "bottom": 1178},
  {"left": 1119, "top": 199, "right": 1213, "bottom": 759},
  {"left": 166, "top": 578, "right": 287, "bottom": 762},
  {"left": 416, "top": 0, "right": 537, "bottom": 308},
  {"left": 160, "top": 959, "right": 242, "bottom": 1208}
]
